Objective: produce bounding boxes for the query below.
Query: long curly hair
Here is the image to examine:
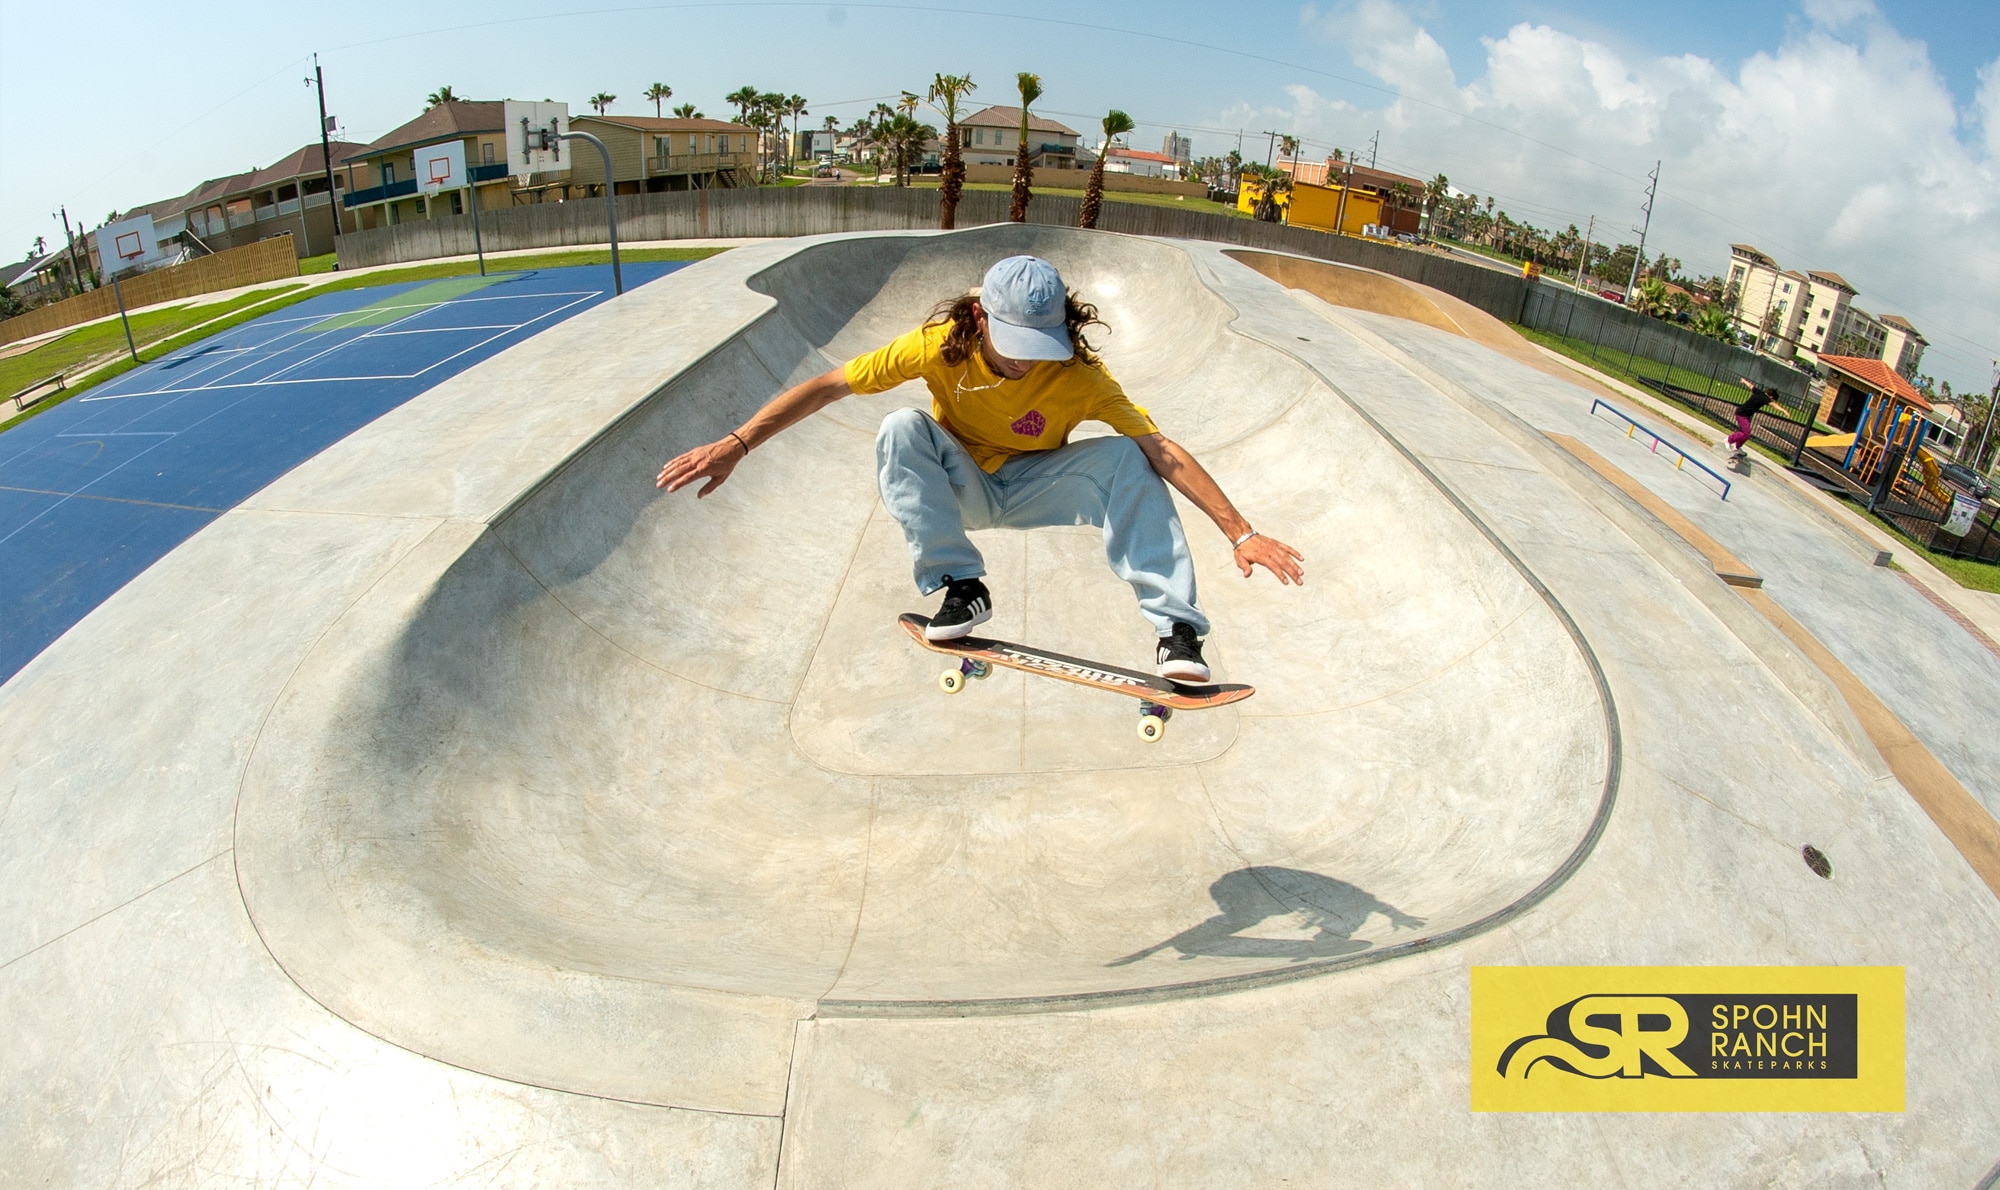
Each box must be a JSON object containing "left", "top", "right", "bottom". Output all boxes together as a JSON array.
[{"left": 926, "top": 290, "right": 1108, "bottom": 367}]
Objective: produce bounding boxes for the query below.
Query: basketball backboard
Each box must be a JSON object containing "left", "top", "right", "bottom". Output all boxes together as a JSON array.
[
  {"left": 416, "top": 140, "right": 467, "bottom": 194},
  {"left": 92, "top": 214, "right": 160, "bottom": 278},
  {"left": 503, "top": 100, "right": 570, "bottom": 179}
]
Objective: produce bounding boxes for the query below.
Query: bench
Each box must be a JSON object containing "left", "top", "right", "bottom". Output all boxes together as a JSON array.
[{"left": 10, "top": 370, "right": 65, "bottom": 412}]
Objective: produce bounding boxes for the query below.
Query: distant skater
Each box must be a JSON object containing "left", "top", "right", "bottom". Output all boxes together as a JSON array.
[
  {"left": 654, "top": 254, "right": 1304, "bottom": 683},
  {"left": 1727, "top": 377, "right": 1781, "bottom": 460}
]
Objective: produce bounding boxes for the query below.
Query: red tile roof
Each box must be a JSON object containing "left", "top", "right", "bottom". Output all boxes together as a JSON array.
[{"left": 1820, "top": 355, "right": 1930, "bottom": 411}]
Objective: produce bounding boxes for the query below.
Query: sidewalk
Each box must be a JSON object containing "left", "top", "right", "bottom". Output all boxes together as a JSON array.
[{"left": 1532, "top": 344, "right": 2000, "bottom": 650}]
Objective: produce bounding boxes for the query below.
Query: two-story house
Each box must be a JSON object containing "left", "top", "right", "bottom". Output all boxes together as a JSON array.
[
  {"left": 341, "top": 101, "right": 529, "bottom": 230},
  {"left": 957, "top": 106, "right": 1079, "bottom": 169},
  {"left": 563, "top": 116, "right": 758, "bottom": 194}
]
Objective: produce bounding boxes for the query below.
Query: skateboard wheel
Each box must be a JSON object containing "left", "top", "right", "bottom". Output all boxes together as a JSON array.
[
  {"left": 939, "top": 669, "right": 965, "bottom": 694},
  {"left": 1137, "top": 716, "right": 1165, "bottom": 743},
  {"left": 969, "top": 661, "right": 991, "bottom": 680}
]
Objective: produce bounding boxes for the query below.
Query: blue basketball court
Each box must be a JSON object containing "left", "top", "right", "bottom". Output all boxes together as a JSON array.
[{"left": 0, "top": 261, "right": 687, "bottom": 683}]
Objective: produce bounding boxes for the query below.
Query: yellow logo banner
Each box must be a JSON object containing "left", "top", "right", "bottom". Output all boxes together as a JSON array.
[{"left": 1471, "top": 967, "right": 1903, "bottom": 1112}]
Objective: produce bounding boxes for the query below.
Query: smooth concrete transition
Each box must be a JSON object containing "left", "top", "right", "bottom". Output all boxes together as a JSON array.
[{"left": 5, "top": 227, "right": 1999, "bottom": 1185}]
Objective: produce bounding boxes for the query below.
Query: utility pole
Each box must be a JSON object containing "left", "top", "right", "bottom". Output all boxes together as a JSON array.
[
  {"left": 306, "top": 54, "right": 344, "bottom": 257},
  {"left": 1973, "top": 366, "right": 2000, "bottom": 472},
  {"left": 1261, "top": 130, "right": 1279, "bottom": 171},
  {"left": 1573, "top": 215, "right": 1595, "bottom": 291},
  {"left": 57, "top": 207, "right": 88, "bottom": 294},
  {"left": 1367, "top": 130, "right": 1379, "bottom": 169},
  {"left": 1624, "top": 160, "right": 1660, "bottom": 307}
]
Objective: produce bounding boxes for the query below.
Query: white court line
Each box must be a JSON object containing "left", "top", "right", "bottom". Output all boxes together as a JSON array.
[
  {"left": 75, "top": 291, "right": 601, "bottom": 401},
  {"left": 239, "top": 288, "right": 601, "bottom": 388}
]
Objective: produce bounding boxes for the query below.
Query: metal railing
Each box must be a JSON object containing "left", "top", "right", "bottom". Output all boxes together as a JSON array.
[
  {"left": 646, "top": 152, "right": 749, "bottom": 175},
  {"left": 1589, "top": 399, "right": 1732, "bottom": 500},
  {"left": 343, "top": 178, "right": 419, "bottom": 207}
]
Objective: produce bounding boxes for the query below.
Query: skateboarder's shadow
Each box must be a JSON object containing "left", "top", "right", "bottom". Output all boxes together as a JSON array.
[{"left": 1108, "top": 867, "right": 1424, "bottom": 967}]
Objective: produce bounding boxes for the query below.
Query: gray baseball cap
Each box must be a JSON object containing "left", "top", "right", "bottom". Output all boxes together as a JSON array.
[{"left": 978, "top": 256, "right": 1074, "bottom": 361}]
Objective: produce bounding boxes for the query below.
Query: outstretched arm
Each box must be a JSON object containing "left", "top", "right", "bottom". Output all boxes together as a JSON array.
[
  {"left": 654, "top": 365, "right": 854, "bottom": 496},
  {"left": 1133, "top": 432, "right": 1305, "bottom": 585}
]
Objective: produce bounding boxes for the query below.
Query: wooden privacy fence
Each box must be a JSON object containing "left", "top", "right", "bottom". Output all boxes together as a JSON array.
[
  {"left": 0, "top": 236, "right": 301, "bottom": 347},
  {"left": 334, "top": 186, "right": 1538, "bottom": 322},
  {"left": 332, "top": 186, "right": 1791, "bottom": 393}
]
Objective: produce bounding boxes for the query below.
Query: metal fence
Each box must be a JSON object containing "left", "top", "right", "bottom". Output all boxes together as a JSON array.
[{"left": 1519, "top": 283, "right": 1814, "bottom": 411}]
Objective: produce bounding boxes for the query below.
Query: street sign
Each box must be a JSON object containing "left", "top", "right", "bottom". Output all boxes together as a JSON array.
[
  {"left": 416, "top": 140, "right": 467, "bottom": 194},
  {"left": 503, "top": 100, "right": 570, "bottom": 179},
  {"left": 92, "top": 214, "right": 160, "bottom": 278}
]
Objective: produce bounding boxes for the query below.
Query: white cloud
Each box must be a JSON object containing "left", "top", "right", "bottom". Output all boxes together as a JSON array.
[{"left": 1273, "top": 0, "right": 1999, "bottom": 389}]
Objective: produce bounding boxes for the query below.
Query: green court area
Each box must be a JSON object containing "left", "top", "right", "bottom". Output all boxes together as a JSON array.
[
  {"left": 2, "top": 286, "right": 308, "bottom": 400},
  {"left": 310, "top": 275, "right": 506, "bottom": 331}
]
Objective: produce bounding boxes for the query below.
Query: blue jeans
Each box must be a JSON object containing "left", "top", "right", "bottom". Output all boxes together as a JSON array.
[{"left": 875, "top": 408, "right": 1209, "bottom": 637}]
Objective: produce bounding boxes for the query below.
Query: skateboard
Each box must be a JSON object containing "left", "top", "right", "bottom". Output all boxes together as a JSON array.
[{"left": 898, "top": 613, "right": 1254, "bottom": 743}]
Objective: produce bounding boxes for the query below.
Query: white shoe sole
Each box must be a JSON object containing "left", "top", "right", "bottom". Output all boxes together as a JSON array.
[
  {"left": 926, "top": 604, "right": 992, "bottom": 641},
  {"left": 1158, "top": 661, "right": 1211, "bottom": 685}
]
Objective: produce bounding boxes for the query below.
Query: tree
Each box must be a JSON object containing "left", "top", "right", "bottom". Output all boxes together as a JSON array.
[
  {"left": 1422, "top": 173, "right": 1449, "bottom": 236},
  {"left": 1692, "top": 304, "right": 1737, "bottom": 343},
  {"left": 1078, "top": 109, "right": 1135, "bottom": 230},
  {"left": 672, "top": 103, "right": 703, "bottom": 119},
  {"left": 589, "top": 92, "right": 617, "bottom": 115},
  {"left": 1632, "top": 278, "right": 1672, "bottom": 318},
  {"left": 1009, "top": 72, "right": 1042, "bottom": 222},
  {"left": 426, "top": 85, "right": 458, "bottom": 108},
  {"left": 725, "top": 86, "right": 761, "bottom": 125},
  {"left": 644, "top": 83, "right": 673, "bottom": 117},
  {"left": 786, "top": 95, "right": 809, "bottom": 175},
  {"left": 924, "top": 73, "right": 976, "bottom": 228},
  {"left": 1385, "top": 181, "right": 1415, "bottom": 234},
  {"left": 879, "top": 114, "right": 935, "bottom": 186}
]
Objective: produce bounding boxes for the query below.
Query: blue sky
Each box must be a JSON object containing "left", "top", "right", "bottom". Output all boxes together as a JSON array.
[{"left": 4, "top": 1, "right": 1995, "bottom": 392}]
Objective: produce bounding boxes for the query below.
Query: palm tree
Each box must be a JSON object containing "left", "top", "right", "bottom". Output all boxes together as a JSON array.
[
  {"left": 1279, "top": 135, "right": 1299, "bottom": 183},
  {"left": 672, "top": 103, "right": 703, "bottom": 119},
  {"left": 426, "top": 85, "right": 458, "bottom": 108},
  {"left": 1079, "top": 109, "right": 1135, "bottom": 230},
  {"left": 879, "top": 114, "right": 935, "bottom": 187},
  {"left": 1386, "top": 181, "right": 1415, "bottom": 234},
  {"left": 1422, "top": 173, "right": 1449, "bottom": 236},
  {"left": 1693, "top": 304, "right": 1736, "bottom": 343},
  {"left": 725, "top": 86, "right": 761, "bottom": 124},
  {"left": 589, "top": 92, "right": 617, "bottom": 115},
  {"left": 644, "top": 83, "right": 673, "bottom": 117},
  {"left": 1009, "top": 72, "right": 1042, "bottom": 222},
  {"left": 924, "top": 73, "right": 976, "bottom": 228},
  {"left": 786, "top": 95, "right": 809, "bottom": 176},
  {"left": 1634, "top": 277, "right": 1672, "bottom": 318}
]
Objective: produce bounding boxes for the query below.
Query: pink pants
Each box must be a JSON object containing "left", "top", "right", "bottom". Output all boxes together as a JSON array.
[{"left": 1728, "top": 414, "right": 1753, "bottom": 450}]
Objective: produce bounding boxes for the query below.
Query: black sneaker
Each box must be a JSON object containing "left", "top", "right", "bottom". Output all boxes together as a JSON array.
[
  {"left": 1156, "top": 622, "right": 1210, "bottom": 684},
  {"left": 926, "top": 576, "right": 993, "bottom": 641}
]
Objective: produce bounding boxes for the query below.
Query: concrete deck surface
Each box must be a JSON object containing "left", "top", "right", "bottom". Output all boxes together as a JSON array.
[{"left": 3, "top": 225, "right": 1997, "bottom": 1186}]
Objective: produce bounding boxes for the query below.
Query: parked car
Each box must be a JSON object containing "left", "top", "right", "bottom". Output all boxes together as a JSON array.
[{"left": 1938, "top": 462, "right": 1992, "bottom": 500}]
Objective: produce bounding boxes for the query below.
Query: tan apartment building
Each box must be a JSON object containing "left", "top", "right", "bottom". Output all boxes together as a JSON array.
[
  {"left": 341, "top": 101, "right": 531, "bottom": 230},
  {"left": 1880, "top": 315, "right": 1927, "bottom": 378},
  {"left": 117, "top": 142, "right": 365, "bottom": 261},
  {"left": 958, "top": 106, "right": 1079, "bottom": 169},
  {"left": 563, "top": 116, "right": 757, "bottom": 194},
  {"left": 1794, "top": 269, "right": 1856, "bottom": 362}
]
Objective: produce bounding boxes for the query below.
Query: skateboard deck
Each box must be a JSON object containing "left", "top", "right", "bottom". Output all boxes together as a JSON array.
[{"left": 899, "top": 613, "right": 1253, "bottom": 741}]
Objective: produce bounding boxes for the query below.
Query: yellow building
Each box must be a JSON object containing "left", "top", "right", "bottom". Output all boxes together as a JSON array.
[{"left": 1236, "top": 179, "right": 1384, "bottom": 235}]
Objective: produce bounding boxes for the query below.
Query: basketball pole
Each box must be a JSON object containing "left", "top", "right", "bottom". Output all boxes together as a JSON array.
[
  {"left": 111, "top": 275, "right": 138, "bottom": 362},
  {"left": 556, "top": 130, "right": 622, "bottom": 295},
  {"left": 467, "top": 181, "right": 487, "bottom": 276}
]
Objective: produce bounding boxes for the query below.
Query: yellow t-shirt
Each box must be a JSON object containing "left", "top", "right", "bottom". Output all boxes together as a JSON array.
[{"left": 844, "top": 322, "right": 1158, "bottom": 472}]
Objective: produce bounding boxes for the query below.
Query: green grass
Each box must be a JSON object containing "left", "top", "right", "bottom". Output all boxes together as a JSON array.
[
  {"left": 1, "top": 286, "right": 307, "bottom": 403},
  {"left": 1870, "top": 516, "right": 2000, "bottom": 593},
  {"left": 299, "top": 252, "right": 339, "bottom": 274},
  {"left": 0, "top": 245, "right": 731, "bottom": 432},
  {"left": 1440, "top": 237, "right": 1528, "bottom": 267}
]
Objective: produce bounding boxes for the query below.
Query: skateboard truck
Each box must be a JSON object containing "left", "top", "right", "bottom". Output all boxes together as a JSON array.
[{"left": 937, "top": 658, "right": 993, "bottom": 694}]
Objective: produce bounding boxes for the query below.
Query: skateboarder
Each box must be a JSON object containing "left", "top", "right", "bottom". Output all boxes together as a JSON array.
[
  {"left": 1727, "top": 377, "right": 1781, "bottom": 460},
  {"left": 654, "top": 254, "right": 1304, "bottom": 684}
]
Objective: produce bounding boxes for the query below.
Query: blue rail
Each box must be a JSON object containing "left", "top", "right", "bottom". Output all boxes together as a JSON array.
[{"left": 1589, "top": 399, "right": 1732, "bottom": 500}]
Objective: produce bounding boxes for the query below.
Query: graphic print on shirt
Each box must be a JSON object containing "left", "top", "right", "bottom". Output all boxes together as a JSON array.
[{"left": 1011, "top": 410, "right": 1047, "bottom": 438}]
